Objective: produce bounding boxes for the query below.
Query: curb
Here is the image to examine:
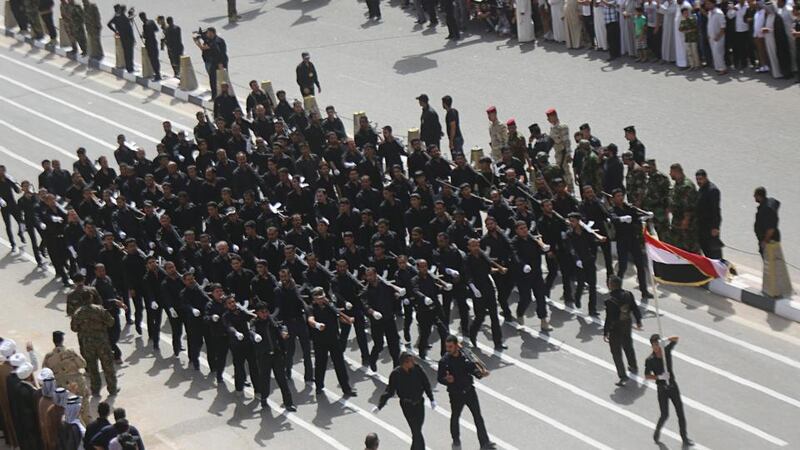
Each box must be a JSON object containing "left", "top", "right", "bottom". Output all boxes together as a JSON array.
[
  {"left": 708, "top": 277, "right": 800, "bottom": 322},
  {"left": 2, "top": 27, "right": 211, "bottom": 108}
]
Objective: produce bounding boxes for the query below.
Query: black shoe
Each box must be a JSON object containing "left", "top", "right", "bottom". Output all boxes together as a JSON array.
[
  {"left": 126, "top": 318, "right": 134, "bottom": 325},
  {"left": 470, "top": 336, "right": 477, "bottom": 348},
  {"left": 343, "top": 389, "right": 357, "bottom": 397},
  {"left": 135, "top": 323, "right": 142, "bottom": 335},
  {"left": 216, "top": 374, "right": 224, "bottom": 384},
  {"left": 244, "top": 381, "right": 251, "bottom": 387},
  {"left": 589, "top": 311, "right": 600, "bottom": 317},
  {"left": 153, "top": 342, "right": 160, "bottom": 351},
  {"left": 641, "top": 292, "right": 654, "bottom": 300},
  {"left": 481, "top": 443, "right": 497, "bottom": 450},
  {"left": 494, "top": 343, "right": 508, "bottom": 350},
  {"left": 315, "top": 387, "right": 324, "bottom": 395},
  {"left": 452, "top": 438, "right": 461, "bottom": 447},
  {"left": 260, "top": 396, "right": 267, "bottom": 407},
  {"left": 192, "top": 360, "right": 200, "bottom": 371},
  {"left": 653, "top": 430, "right": 661, "bottom": 443},
  {"left": 108, "top": 387, "right": 120, "bottom": 396},
  {"left": 629, "top": 367, "right": 639, "bottom": 375},
  {"left": 682, "top": 438, "right": 695, "bottom": 447},
  {"left": 615, "top": 377, "right": 629, "bottom": 387},
  {"left": 285, "top": 404, "right": 297, "bottom": 412},
  {"left": 152, "top": 75, "right": 162, "bottom": 82}
]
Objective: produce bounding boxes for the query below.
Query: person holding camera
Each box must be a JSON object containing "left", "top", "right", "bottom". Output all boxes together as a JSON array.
[{"left": 194, "top": 27, "right": 229, "bottom": 98}]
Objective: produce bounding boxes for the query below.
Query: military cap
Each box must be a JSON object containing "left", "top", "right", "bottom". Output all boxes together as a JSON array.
[
  {"left": 310, "top": 286, "right": 325, "bottom": 297},
  {"left": 545, "top": 108, "right": 557, "bottom": 116},
  {"left": 416, "top": 94, "right": 429, "bottom": 102},
  {"left": 567, "top": 212, "right": 582, "bottom": 219},
  {"left": 486, "top": 105, "right": 497, "bottom": 113},
  {"left": 528, "top": 123, "right": 541, "bottom": 133},
  {"left": 624, "top": 125, "right": 636, "bottom": 133},
  {"left": 506, "top": 118, "right": 516, "bottom": 126},
  {"left": 579, "top": 123, "right": 591, "bottom": 131},
  {"left": 254, "top": 301, "right": 269, "bottom": 312}
]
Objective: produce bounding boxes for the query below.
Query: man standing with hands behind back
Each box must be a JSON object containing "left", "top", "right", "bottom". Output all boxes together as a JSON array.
[{"left": 296, "top": 52, "right": 321, "bottom": 96}]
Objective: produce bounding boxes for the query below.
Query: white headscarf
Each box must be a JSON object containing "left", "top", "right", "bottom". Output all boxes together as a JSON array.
[
  {"left": 65, "top": 396, "right": 86, "bottom": 435},
  {"left": 15, "top": 362, "right": 34, "bottom": 380},
  {"left": 0, "top": 339, "right": 17, "bottom": 358},
  {"left": 8, "top": 352, "right": 27, "bottom": 367},
  {"left": 54, "top": 387, "right": 69, "bottom": 408}
]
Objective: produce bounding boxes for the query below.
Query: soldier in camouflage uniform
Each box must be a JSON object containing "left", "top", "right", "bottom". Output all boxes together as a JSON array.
[
  {"left": 506, "top": 119, "right": 530, "bottom": 166},
  {"left": 622, "top": 151, "right": 647, "bottom": 207},
  {"left": 70, "top": 294, "right": 118, "bottom": 396},
  {"left": 487, "top": 106, "right": 508, "bottom": 161},
  {"left": 43, "top": 331, "right": 90, "bottom": 423},
  {"left": 667, "top": 163, "right": 699, "bottom": 252},
  {"left": 536, "top": 152, "right": 563, "bottom": 191},
  {"left": 23, "top": 0, "right": 44, "bottom": 39},
  {"left": 579, "top": 142, "right": 603, "bottom": 195},
  {"left": 65, "top": 0, "right": 87, "bottom": 56},
  {"left": 66, "top": 273, "right": 102, "bottom": 317},
  {"left": 642, "top": 159, "right": 670, "bottom": 239},
  {"left": 59, "top": 0, "right": 74, "bottom": 49},
  {"left": 546, "top": 108, "right": 575, "bottom": 193},
  {"left": 82, "top": 0, "right": 103, "bottom": 59}
]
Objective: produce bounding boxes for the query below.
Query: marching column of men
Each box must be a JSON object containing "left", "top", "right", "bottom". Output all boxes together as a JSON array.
[{"left": 0, "top": 98, "right": 721, "bottom": 447}]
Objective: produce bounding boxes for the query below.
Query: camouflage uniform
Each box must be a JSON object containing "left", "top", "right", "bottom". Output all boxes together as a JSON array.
[
  {"left": 43, "top": 345, "right": 90, "bottom": 423},
  {"left": 580, "top": 149, "right": 603, "bottom": 194},
  {"left": 23, "top": 0, "right": 44, "bottom": 38},
  {"left": 540, "top": 162, "right": 564, "bottom": 188},
  {"left": 549, "top": 122, "right": 575, "bottom": 192},
  {"left": 625, "top": 164, "right": 647, "bottom": 207},
  {"left": 668, "top": 177, "right": 699, "bottom": 252},
  {"left": 67, "top": 1, "right": 87, "bottom": 54},
  {"left": 59, "top": 0, "right": 74, "bottom": 48},
  {"left": 82, "top": 0, "right": 103, "bottom": 59},
  {"left": 643, "top": 170, "right": 671, "bottom": 238},
  {"left": 66, "top": 285, "right": 101, "bottom": 317},
  {"left": 507, "top": 130, "right": 528, "bottom": 163},
  {"left": 70, "top": 304, "right": 117, "bottom": 395},
  {"left": 488, "top": 120, "right": 508, "bottom": 161}
]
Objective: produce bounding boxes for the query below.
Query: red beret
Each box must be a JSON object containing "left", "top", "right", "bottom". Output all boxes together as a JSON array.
[
  {"left": 486, "top": 106, "right": 497, "bottom": 113},
  {"left": 506, "top": 118, "right": 516, "bottom": 126},
  {"left": 545, "top": 108, "right": 557, "bottom": 116}
]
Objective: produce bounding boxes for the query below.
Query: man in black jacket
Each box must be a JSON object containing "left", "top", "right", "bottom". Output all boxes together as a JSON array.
[
  {"left": 296, "top": 52, "right": 321, "bottom": 96},
  {"left": 139, "top": 12, "right": 161, "bottom": 81},
  {"left": 603, "top": 275, "right": 642, "bottom": 386},
  {"left": 251, "top": 302, "right": 296, "bottom": 410},
  {"left": 417, "top": 94, "right": 442, "bottom": 151},
  {"left": 694, "top": 169, "right": 723, "bottom": 259},
  {"left": 375, "top": 353, "right": 435, "bottom": 450}
]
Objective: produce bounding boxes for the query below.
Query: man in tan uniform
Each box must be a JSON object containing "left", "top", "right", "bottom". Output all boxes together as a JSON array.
[
  {"left": 66, "top": 273, "right": 102, "bottom": 317},
  {"left": 546, "top": 108, "right": 575, "bottom": 193},
  {"left": 486, "top": 106, "right": 508, "bottom": 161},
  {"left": 0, "top": 339, "right": 19, "bottom": 448},
  {"left": 43, "top": 331, "right": 91, "bottom": 423}
]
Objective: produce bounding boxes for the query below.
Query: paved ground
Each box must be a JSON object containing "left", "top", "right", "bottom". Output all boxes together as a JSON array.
[{"left": 1, "top": 8, "right": 800, "bottom": 449}]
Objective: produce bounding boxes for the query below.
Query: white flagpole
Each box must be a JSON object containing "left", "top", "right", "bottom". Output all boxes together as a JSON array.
[{"left": 643, "top": 224, "right": 669, "bottom": 371}]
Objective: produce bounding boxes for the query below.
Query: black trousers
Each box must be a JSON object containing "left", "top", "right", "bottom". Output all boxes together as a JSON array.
[
  {"left": 41, "top": 12, "right": 57, "bottom": 40},
  {"left": 599, "top": 239, "right": 614, "bottom": 276},
  {"left": 698, "top": 229, "right": 723, "bottom": 260},
  {"left": 339, "top": 309, "right": 370, "bottom": 361},
  {"left": 469, "top": 287, "right": 502, "bottom": 347},
  {"left": 120, "top": 36, "right": 135, "bottom": 72},
  {"left": 186, "top": 320, "right": 207, "bottom": 365},
  {"left": 732, "top": 31, "right": 749, "bottom": 68},
  {"left": 207, "top": 334, "right": 229, "bottom": 378},
  {"left": 167, "top": 49, "right": 182, "bottom": 76},
  {"left": 45, "top": 238, "right": 69, "bottom": 282},
  {"left": 231, "top": 342, "right": 259, "bottom": 392},
  {"left": 108, "top": 319, "right": 122, "bottom": 360},
  {"left": 545, "top": 251, "right": 574, "bottom": 303},
  {"left": 449, "top": 387, "right": 490, "bottom": 446},
  {"left": 1, "top": 206, "right": 18, "bottom": 247},
  {"left": 616, "top": 239, "right": 648, "bottom": 296},
  {"left": 574, "top": 259, "right": 598, "bottom": 314},
  {"left": 401, "top": 400, "right": 426, "bottom": 450},
  {"left": 167, "top": 314, "right": 184, "bottom": 354},
  {"left": 442, "top": 289, "right": 470, "bottom": 336},
  {"left": 128, "top": 290, "right": 144, "bottom": 328},
  {"left": 285, "top": 319, "right": 313, "bottom": 381},
  {"left": 417, "top": 312, "right": 448, "bottom": 359},
  {"left": 516, "top": 272, "right": 547, "bottom": 319},
  {"left": 445, "top": 10, "right": 459, "bottom": 37},
  {"left": 491, "top": 271, "right": 514, "bottom": 319},
  {"left": 366, "top": 0, "right": 381, "bottom": 18},
  {"left": 607, "top": 21, "right": 621, "bottom": 58},
  {"left": 313, "top": 338, "right": 351, "bottom": 392},
  {"left": 608, "top": 329, "right": 637, "bottom": 378},
  {"left": 423, "top": 0, "right": 438, "bottom": 24},
  {"left": 655, "top": 383, "right": 689, "bottom": 440},
  {"left": 402, "top": 300, "right": 415, "bottom": 342},
  {"left": 10, "top": 0, "right": 28, "bottom": 30},
  {"left": 145, "top": 44, "right": 160, "bottom": 78},
  {"left": 146, "top": 304, "right": 162, "bottom": 346},
  {"left": 24, "top": 222, "right": 42, "bottom": 264},
  {"left": 256, "top": 352, "right": 293, "bottom": 406},
  {"left": 369, "top": 317, "right": 401, "bottom": 367}
]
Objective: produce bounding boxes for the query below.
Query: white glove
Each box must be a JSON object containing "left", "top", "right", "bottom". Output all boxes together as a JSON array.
[
  {"left": 68, "top": 246, "right": 77, "bottom": 259},
  {"left": 149, "top": 242, "right": 156, "bottom": 249},
  {"left": 424, "top": 297, "right": 433, "bottom": 306},
  {"left": 576, "top": 260, "right": 583, "bottom": 269},
  {"left": 232, "top": 244, "right": 239, "bottom": 252},
  {"left": 167, "top": 246, "right": 174, "bottom": 255},
  {"left": 0, "top": 198, "right": 5, "bottom": 207},
  {"left": 620, "top": 215, "right": 632, "bottom": 224},
  {"left": 79, "top": 268, "right": 86, "bottom": 276},
  {"left": 442, "top": 282, "right": 453, "bottom": 292},
  {"left": 396, "top": 288, "right": 406, "bottom": 297},
  {"left": 371, "top": 406, "right": 379, "bottom": 413},
  {"left": 314, "top": 322, "right": 324, "bottom": 330},
  {"left": 403, "top": 298, "right": 410, "bottom": 306},
  {"left": 51, "top": 215, "right": 63, "bottom": 223},
  {"left": 119, "top": 231, "right": 126, "bottom": 239},
  {"left": 470, "top": 283, "right": 482, "bottom": 299},
  {"left": 343, "top": 161, "right": 355, "bottom": 169},
  {"left": 345, "top": 301, "right": 353, "bottom": 310},
  {"left": 212, "top": 314, "right": 220, "bottom": 322},
  {"left": 235, "top": 331, "right": 244, "bottom": 341},
  {"left": 372, "top": 311, "right": 383, "bottom": 320},
  {"left": 541, "top": 244, "right": 551, "bottom": 252},
  {"left": 382, "top": 270, "right": 389, "bottom": 279},
  {"left": 560, "top": 231, "right": 567, "bottom": 239},
  {"left": 523, "top": 264, "right": 531, "bottom": 274},
  {"left": 192, "top": 308, "right": 201, "bottom": 317},
  {"left": 169, "top": 308, "right": 178, "bottom": 318},
  {"left": 430, "top": 265, "right": 438, "bottom": 274},
  {"left": 39, "top": 223, "right": 46, "bottom": 231},
  {"left": 242, "top": 300, "right": 249, "bottom": 310},
  {"left": 430, "top": 400, "right": 437, "bottom": 410},
  {"left": 253, "top": 333, "right": 263, "bottom": 343},
  {"left": 178, "top": 154, "right": 185, "bottom": 162},
  {"left": 657, "top": 373, "right": 670, "bottom": 381},
  {"left": 445, "top": 268, "right": 459, "bottom": 277},
  {"left": 150, "top": 301, "right": 159, "bottom": 310},
  {"left": 484, "top": 245, "right": 492, "bottom": 255},
  {"left": 333, "top": 169, "right": 340, "bottom": 176}
]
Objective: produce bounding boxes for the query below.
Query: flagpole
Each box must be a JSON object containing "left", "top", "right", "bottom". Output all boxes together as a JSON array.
[{"left": 643, "top": 223, "right": 669, "bottom": 372}]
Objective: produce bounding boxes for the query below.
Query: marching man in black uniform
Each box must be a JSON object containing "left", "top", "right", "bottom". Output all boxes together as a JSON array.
[
  {"left": 250, "top": 301, "right": 296, "bottom": 411},
  {"left": 362, "top": 267, "right": 402, "bottom": 371},
  {"left": 307, "top": 287, "right": 358, "bottom": 397},
  {"left": 222, "top": 294, "right": 260, "bottom": 396},
  {"left": 464, "top": 238, "right": 505, "bottom": 350},
  {"left": 565, "top": 212, "right": 606, "bottom": 316},
  {"left": 510, "top": 221, "right": 552, "bottom": 331},
  {"left": 411, "top": 259, "right": 449, "bottom": 359},
  {"left": 437, "top": 335, "right": 497, "bottom": 450},
  {"left": 603, "top": 275, "right": 642, "bottom": 386},
  {"left": 331, "top": 259, "right": 370, "bottom": 366},
  {"left": 645, "top": 334, "right": 694, "bottom": 447},
  {"left": 374, "top": 352, "right": 435, "bottom": 450},
  {"left": 609, "top": 188, "right": 652, "bottom": 301}
]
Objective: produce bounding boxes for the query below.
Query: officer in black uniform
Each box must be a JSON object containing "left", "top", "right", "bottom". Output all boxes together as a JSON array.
[
  {"left": 107, "top": 4, "right": 135, "bottom": 73},
  {"left": 142, "top": 256, "right": 165, "bottom": 351},
  {"left": 274, "top": 268, "right": 314, "bottom": 383},
  {"left": 411, "top": 259, "right": 448, "bottom": 359},
  {"left": 603, "top": 275, "right": 642, "bottom": 386},
  {"left": 566, "top": 212, "right": 606, "bottom": 316},
  {"left": 362, "top": 267, "right": 402, "bottom": 371},
  {"left": 203, "top": 283, "right": 229, "bottom": 383},
  {"left": 645, "top": 335, "right": 694, "bottom": 447},
  {"left": 250, "top": 301, "right": 296, "bottom": 411},
  {"left": 464, "top": 239, "right": 504, "bottom": 350},
  {"left": 375, "top": 352, "right": 435, "bottom": 450},
  {"left": 609, "top": 188, "right": 652, "bottom": 301},
  {"left": 393, "top": 255, "right": 418, "bottom": 347},
  {"left": 179, "top": 271, "right": 210, "bottom": 370},
  {"left": 222, "top": 294, "right": 259, "bottom": 395},
  {"left": 480, "top": 216, "right": 514, "bottom": 321},
  {"left": 579, "top": 185, "right": 614, "bottom": 276},
  {"left": 511, "top": 221, "right": 552, "bottom": 331},
  {"left": 139, "top": 12, "right": 161, "bottom": 81},
  {"left": 432, "top": 232, "right": 470, "bottom": 337},
  {"left": 307, "top": 287, "right": 357, "bottom": 397},
  {"left": 437, "top": 335, "right": 496, "bottom": 449},
  {"left": 331, "top": 259, "right": 370, "bottom": 365},
  {"left": 160, "top": 261, "right": 186, "bottom": 357}
]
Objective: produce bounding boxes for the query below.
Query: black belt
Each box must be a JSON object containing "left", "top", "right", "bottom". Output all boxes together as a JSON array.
[{"left": 399, "top": 398, "right": 423, "bottom": 405}]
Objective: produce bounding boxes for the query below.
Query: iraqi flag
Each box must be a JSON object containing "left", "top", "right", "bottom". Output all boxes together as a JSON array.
[{"left": 644, "top": 231, "right": 728, "bottom": 286}]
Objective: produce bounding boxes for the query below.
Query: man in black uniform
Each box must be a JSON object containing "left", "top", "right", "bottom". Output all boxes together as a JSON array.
[
  {"left": 411, "top": 259, "right": 448, "bottom": 359},
  {"left": 432, "top": 233, "right": 470, "bottom": 337},
  {"left": 222, "top": 295, "right": 259, "bottom": 395},
  {"left": 624, "top": 126, "right": 646, "bottom": 165},
  {"left": 375, "top": 352, "right": 435, "bottom": 450},
  {"left": 645, "top": 335, "right": 694, "bottom": 447},
  {"left": 362, "top": 267, "right": 402, "bottom": 371},
  {"left": 609, "top": 189, "right": 652, "bottom": 301},
  {"left": 465, "top": 239, "right": 505, "bottom": 350},
  {"left": 603, "top": 275, "right": 642, "bottom": 386},
  {"left": 694, "top": 169, "right": 723, "bottom": 259},
  {"left": 331, "top": 259, "right": 370, "bottom": 365},
  {"left": 179, "top": 272, "right": 210, "bottom": 370},
  {"left": 139, "top": 12, "right": 161, "bottom": 81},
  {"left": 274, "top": 268, "right": 314, "bottom": 382},
  {"left": 566, "top": 212, "right": 606, "bottom": 316},
  {"left": 204, "top": 284, "right": 229, "bottom": 383},
  {"left": 107, "top": 4, "right": 135, "bottom": 73},
  {"left": 511, "top": 221, "right": 552, "bottom": 331},
  {"left": 437, "top": 335, "right": 496, "bottom": 449},
  {"left": 142, "top": 256, "right": 165, "bottom": 351},
  {"left": 417, "top": 94, "right": 442, "bottom": 151},
  {"left": 579, "top": 185, "right": 614, "bottom": 276},
  {"left": 160, "top": 261, "right": 186, "bottom": 357},
  {"left": 307, "top": 287, "right": 357, "bottom": 396},
  {"left": 0, "top": 166, "right": 22, "bottom": 252},
  {"left": 251, "top": 302, "right": 296, "bottom": 411},
  {"left": 480, "top": 216, "right": 514, "bottom": 321},
  {"left": 161, "top": 16, "right": 183, "bottom": 78},
  {"left": 295, "top": 52, "right": 321, "bottom": 96}
]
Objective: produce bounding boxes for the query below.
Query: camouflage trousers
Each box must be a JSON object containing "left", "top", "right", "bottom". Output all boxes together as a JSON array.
[
  {"left": 60, "top": 373, "right": 91, "bottom": 423},
  {"left": 23, "top": 0, "right": 43, "bottom": 37},
  {"left": 86, "top": 28, "right": 103, "bottom": 59},
  {"left": 79, "top": 339, "right": 118, "bottom": 394},
  {"left": 667, "top": 219, "right": 699, "bottom": 253}
]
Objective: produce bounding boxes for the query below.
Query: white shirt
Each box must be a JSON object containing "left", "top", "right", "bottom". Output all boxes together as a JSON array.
[
  {"left": 708, "top": 8, "right": 725, "bottom": 36},
  {"left": 753, "top": 9, "right": 765, "bottom": 38},
  {"left": 579, "top": 0, "right": 592, "bottom": 16},
  {"left": 731, "top": 3, "right": 749, "bottom": 32}
]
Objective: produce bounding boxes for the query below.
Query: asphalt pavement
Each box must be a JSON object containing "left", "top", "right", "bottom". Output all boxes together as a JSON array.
[{"left": 1, "top": 14, "right": 800, "bottom": 450}]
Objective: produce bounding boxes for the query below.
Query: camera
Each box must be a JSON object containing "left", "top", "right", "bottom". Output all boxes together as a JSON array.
[{"left": 192, "top": 27, "right": 208, "bottom": 42}]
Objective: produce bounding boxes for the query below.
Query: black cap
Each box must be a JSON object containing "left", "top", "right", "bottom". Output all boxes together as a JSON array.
[
  {"left": 52, "top": 330, "right": 65, "bottom": 341},
  {"left": 254, "top": 302, "right": 269, "bottom": 312},
  {"left": 416, "top": 94, "right": 429, "bottom": 102},
  {"left": 579, "top": 123, "right": 590, "bottom": 131},
  {"left": 695, "top": 169, "right": 707, "bottom": 177},
  {"left": 624, "top": 125, "right": 636, "bottom": 133},
  {"left": 567, "top": 212, "right": 582, "bottom": 219},
  {"left": 71, "top": 272, "right": 85, "bottom": 283}
]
